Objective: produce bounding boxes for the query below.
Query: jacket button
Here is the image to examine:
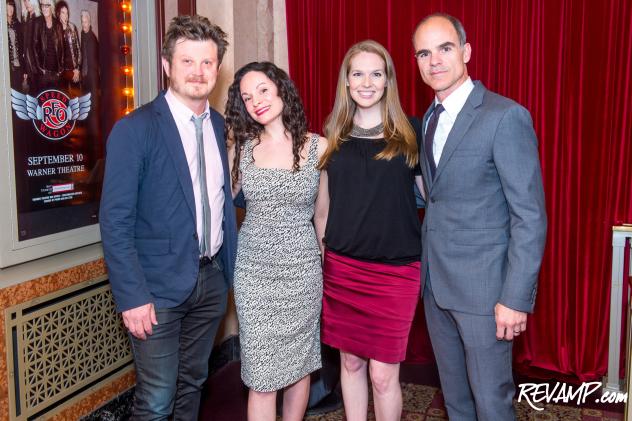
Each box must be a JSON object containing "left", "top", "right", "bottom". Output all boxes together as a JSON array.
[{"left": 430, "top": 197, "right": 436, "bottom": 203}]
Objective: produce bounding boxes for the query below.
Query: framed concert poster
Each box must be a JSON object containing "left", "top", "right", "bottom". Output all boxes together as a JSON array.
[{"left": 0, "top": 0, "right": 150, "bottom": 267}]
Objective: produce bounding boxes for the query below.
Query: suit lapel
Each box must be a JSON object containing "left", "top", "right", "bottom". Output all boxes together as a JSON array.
[
  {"left": 431, "top": 82, "right": 485, "bottom": 189},
  {"left": 154, "top": 94, "right": 197, "bottom": 220}
]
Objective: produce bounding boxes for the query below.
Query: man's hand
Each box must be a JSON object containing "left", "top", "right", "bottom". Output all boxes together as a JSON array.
[
  {"left": 72, "top": 69, "right": 80, "bottom": 83},
  {"left": 122, "top": 303, "right": 157, "bottom": 340},
  {"left": 494, "top": 303, "right": 527, "bottom": 341}
]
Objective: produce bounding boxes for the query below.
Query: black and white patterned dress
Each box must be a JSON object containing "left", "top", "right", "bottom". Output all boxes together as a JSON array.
[{"left": 234, "top": 134, "right": 323, "bottom": 392}]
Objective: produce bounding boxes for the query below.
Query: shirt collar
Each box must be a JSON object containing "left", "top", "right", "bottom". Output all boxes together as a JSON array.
[
  {"left": 165, "top": 88, "right": 210, "bottom": 126},
  {"left": 434, "top": 77, "right": 475, "bottom": 120}
]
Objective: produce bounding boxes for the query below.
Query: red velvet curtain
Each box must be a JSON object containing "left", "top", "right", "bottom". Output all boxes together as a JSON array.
[{"left": 285, "top": 0, "right": 632, "bottom": 381}]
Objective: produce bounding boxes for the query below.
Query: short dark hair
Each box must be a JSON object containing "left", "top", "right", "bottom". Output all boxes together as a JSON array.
[
  {"left": 161, "top": 15, "right": 229, "bottom": 64},
  {"left": 413, "top": 13, "right": 467, "bottom": 46}
]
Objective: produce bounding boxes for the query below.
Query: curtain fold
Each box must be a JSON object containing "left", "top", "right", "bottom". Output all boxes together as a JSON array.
[{"left": 286, "top": 0, "right": 632, "bottom": 381}]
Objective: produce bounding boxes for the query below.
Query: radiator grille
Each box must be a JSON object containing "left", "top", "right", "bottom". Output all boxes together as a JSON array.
[{"left": 5, "top": 277, "right": 133, "bottom": 420}]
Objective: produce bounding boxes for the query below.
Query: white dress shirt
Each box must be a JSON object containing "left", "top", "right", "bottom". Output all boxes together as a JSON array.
[
  {"left": 165, "top": 89, "right": 224, "bottom": 257},
  {"left": 428, "top": 77, "right": 475, "bottom": 165}
]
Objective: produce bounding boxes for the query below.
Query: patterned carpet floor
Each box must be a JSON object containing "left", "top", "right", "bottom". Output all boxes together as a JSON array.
[
  {"left": 199, "top": 360, "right": 625, "bottom": 421},
  {"left": 297, "top": 383, "right": 624, "bottom": 421}
]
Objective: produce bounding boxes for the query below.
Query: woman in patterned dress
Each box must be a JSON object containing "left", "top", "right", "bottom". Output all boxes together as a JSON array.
[{"left": 225, "top": 61, "right": 329, "bottom": 421}]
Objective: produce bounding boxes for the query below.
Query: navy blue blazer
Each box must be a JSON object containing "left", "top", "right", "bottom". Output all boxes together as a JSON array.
[{"left": 100, "top": 92, "right": 238, "bottom": 313}]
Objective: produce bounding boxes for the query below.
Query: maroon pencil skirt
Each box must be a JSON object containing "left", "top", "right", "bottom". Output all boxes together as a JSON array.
[{"left": 321, "top": 249, "right": 421, "bottom": 363}]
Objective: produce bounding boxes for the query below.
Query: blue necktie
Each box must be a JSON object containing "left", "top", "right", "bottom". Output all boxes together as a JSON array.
[{"left": 191, "top": 113, "right": 211, "bottom": 257}]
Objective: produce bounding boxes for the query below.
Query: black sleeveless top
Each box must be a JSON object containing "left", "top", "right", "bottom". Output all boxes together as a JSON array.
[{"left": 324, "top": 136, "right": 421, "bottom": 264}]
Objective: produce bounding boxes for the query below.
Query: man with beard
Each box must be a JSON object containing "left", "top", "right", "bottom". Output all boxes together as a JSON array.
[{"left": 100, "top": 15, "right": 238, "bottom": 420}]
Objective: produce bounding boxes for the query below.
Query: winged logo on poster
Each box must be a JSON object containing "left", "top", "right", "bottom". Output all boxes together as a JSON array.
[{"left": 10, "top": 89, "right": 92, "bottom": 141}]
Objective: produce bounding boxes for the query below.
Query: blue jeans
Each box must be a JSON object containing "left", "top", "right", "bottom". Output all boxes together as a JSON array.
[{"left": 129, "top": 259, "right": 227, "bottom": 420}]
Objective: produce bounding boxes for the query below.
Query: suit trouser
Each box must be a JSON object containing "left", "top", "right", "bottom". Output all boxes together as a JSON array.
[
  {"left": 423, "top": 275, "right": 515, "bottom": 421},
  {"left": 129, "top": 259, "right": 228, "bottom": 421}
]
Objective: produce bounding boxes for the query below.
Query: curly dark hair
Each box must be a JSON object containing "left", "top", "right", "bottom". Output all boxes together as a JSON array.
[{"left": 225, "top": 61, "right": 308, "bottom": 187}]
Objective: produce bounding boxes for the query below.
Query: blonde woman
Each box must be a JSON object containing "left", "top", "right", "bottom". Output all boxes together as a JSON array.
[{"left": 319, "top": 40, "right": 423, "bottom": 421}]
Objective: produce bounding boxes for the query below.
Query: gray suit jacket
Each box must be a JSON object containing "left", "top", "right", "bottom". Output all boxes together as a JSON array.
[{"left": 420, "top": 81, "right": 547, "bottom": 315}]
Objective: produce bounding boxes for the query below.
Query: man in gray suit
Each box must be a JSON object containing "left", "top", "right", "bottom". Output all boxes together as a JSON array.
[{"left": 412, "top": 13, "right": 547, "bottom": 420}]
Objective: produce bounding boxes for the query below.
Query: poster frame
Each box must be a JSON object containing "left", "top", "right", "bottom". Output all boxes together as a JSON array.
[{"left": 0, "top": 0, "right": 157, "bottom": 268}]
